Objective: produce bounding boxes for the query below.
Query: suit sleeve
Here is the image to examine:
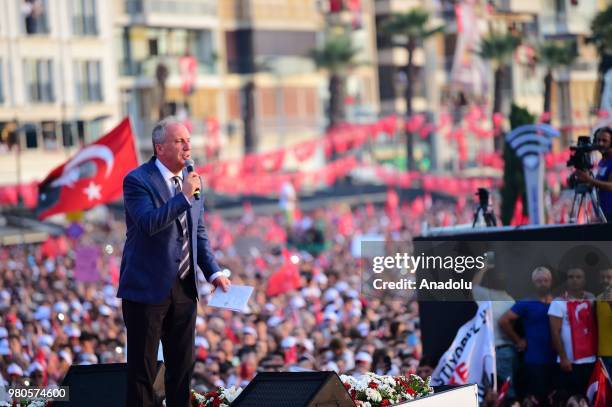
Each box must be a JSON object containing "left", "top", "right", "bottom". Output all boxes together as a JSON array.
[
  {"left": 123, "top": 173, "right": 190, "bottom": 236},
  {"left": 195, "top": 198, "right": 221, "bottom": 281}
]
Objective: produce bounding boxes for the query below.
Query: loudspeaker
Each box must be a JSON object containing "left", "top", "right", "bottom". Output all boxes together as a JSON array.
[
  {"left": 55, "top": 362, "right": 164, "bottom": 407},
  {"left": 232, "top": 371, "right": 354, "bottom": 407}
]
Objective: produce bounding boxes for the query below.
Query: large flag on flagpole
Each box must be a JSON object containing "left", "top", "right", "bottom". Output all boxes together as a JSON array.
[
  {"left": 36, "top": 118, "right": 138, "bottom": 219},
  {"left": 431, "top": 301, "right": 496, "bottom": 401}
]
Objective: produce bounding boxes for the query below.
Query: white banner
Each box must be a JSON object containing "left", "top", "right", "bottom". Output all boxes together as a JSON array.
[{"left": 431, "top": 302, "right": 496, "bottom": 401}]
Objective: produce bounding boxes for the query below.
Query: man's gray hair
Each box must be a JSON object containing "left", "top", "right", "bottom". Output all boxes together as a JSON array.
[
  {"left": 151, "top": 116, "right": 182, "bottom": 155},
  {"left": 531, "top": 266, "right": 552, "bottom": 282}
]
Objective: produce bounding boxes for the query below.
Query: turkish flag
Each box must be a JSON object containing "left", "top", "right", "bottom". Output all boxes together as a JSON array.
[
  {"left": 567, "top": 300, "right": 597, "bottom": 360},
  {"left": 587, "top": 359, "right": 611, "bottom": 407},
  {"left": 266, "top": 249, "right": 301, "bottom": 296},
  {"left": 36, "top": 118, "right": 138, "bottom": 219}
]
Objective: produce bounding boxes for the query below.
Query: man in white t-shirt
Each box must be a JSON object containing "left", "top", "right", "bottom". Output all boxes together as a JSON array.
[
  {"left": 279, "top": 180, "right": 297, "bottom": 226},
  {"left": 548, "top": 268, "right": 596, "bottom": 397}
]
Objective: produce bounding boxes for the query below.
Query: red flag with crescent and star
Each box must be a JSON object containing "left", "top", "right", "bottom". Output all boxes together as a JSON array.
[{"left": 36, "top": 118, "right": 138, "bottom": 219}]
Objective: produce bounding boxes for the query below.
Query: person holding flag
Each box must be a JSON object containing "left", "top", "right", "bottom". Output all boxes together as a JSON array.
[
  {"left": 430, "top": 301, "right": 497, "bottom": 402},
  {"left": 548, "top": 267, "right": 596, "bottom": 397}
]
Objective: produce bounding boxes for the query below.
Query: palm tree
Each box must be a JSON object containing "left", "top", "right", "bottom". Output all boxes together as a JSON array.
[
  {"left": 478, "top": 32, "right": 520, "bottom": 124},
  {"left": 538, "top": 40, "right": 577, "bottom": 123},
  {"left": 310, "top": 34, "right": 360, "bottom": 131},
  {"left": 155, "top": 62, "right": 169, "bottom": 121},
  {"left": 589, "top": 5, "right": 612, "bottom": 107},
  {"left": 381, "top": 9, "right": 443, "bottom": 170},
  {"left": 538, "top": 40, "right": 577, "bottom": 145}
]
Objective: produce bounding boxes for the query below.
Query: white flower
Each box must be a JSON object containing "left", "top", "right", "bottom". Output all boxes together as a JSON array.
[
  {"left": 362, "top": 402, "right": 372, "bottom": 407},
  {"left": 382, "top": 376, "right": 396, "bottom": 387},
  {"left": 378, "top": 383, "right": 393, "bottom": 395},
  {"left": 193, "top": 392, "right": 207, "bottom": 402},
  {"left": 355, "top": 376, "right": 369, "bottom": 392},
  {"left": 221, "top": 386, "right": 242, "bottom": 403},
  {"left": 365, "top": 388, "right": 382, "bottom": 403}
]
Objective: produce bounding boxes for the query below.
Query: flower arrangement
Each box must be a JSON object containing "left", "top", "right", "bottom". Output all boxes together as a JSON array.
[
  {"left": 340, "top": 373, "right": 433, "bottom": 406},
  {"left": 190, "top": 386, "right": 242, "bottom": 407},
  {"left": 0, "top": 399, "right": 50, "bottom": 407},
  {"left": 190, "top": 374, "right": 431, "bottom": 407}
]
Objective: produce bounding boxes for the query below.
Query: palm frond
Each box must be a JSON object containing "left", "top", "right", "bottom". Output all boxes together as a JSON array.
[
  {"left": 309, "top": 34, "right": 360, "bottom": 74},
  {"left": 538, "top": 39, "right": 578, "bottom": 68},
  {"left": 381, "top": 8, "right": 444, "bottom": 42},
  {"left": 589, "top": 5, "right": 612, "bottom": 54},
  {"left": 478, "top": 32, "right": 521, "bottom": 64}
]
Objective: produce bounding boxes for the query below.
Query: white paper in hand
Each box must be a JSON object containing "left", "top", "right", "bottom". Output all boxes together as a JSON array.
[{"left": 208, "top": 284, "right": 253, "bottom": 312}]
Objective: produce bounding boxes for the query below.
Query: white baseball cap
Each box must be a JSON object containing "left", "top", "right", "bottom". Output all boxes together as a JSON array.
[
  {"left": 58, "top": 350, "right": 72, "bottom": 365},
  {"left": 27, "top": 361, "right": 44, "bottom": 375},
  {"left": 355, "top": 352, "right": 372, "bottom": 364},
  {"left": 281, "top": 337, "right": 296, "bottom": 348},
  {"left": 243, "top": 326, "right": 257, "bottom": 337},
  {"left": 7, "top": 363, "right": 23, "bottom": 376}
]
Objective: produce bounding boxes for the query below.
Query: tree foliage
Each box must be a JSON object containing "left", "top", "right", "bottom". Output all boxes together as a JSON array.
[{"left": 501, "top": 104, "right": 534, "bottom": 225}]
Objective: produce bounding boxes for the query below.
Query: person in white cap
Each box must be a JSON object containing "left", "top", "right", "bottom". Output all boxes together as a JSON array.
[
  {"left": 7, "top": 363, "right": 24, "bottom": 386},
  {"left": 54, "top": 350, "right": 73, "bottom": 384},
  {"left": 27, "top": 361, "right": 45, "bottom": 387},
  {"left": 327, "top": 338, "right": 354, "bottom": 372},
  {"left": 350, "top": 351, "right": 372, "bottom": 379}
]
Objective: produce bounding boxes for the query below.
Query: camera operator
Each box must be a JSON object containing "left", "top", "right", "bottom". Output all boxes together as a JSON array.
[{"left": 574, "top": 127, "right": 612, "bottom": 222}]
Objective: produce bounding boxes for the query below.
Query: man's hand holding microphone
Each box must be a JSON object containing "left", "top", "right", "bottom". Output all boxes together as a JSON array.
[
  {"left": 182, "top": 159, "right": 201, "bottom": 200},
  {"left": 182, "top": 171, "right": 202, "bottom": 199}
]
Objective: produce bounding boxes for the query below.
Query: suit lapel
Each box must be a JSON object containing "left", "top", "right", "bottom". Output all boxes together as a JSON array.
[{"left": 144, "top": 158, "right": 172, "bottom": 203}]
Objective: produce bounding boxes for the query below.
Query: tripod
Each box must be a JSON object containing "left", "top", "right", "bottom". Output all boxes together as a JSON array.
[
  {"left": 569, "top": 181, "right": 607, "bottom": 223},
  {"left": 472, "top": 204, "right": 497, "bottom": 228}
]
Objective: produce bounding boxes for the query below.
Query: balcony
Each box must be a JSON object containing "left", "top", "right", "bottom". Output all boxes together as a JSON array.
[
  {"left": 121, "top": 0, "right": 217, "bottom": 18},
  {"left": 492, "top": 0, "right": 541, "bottom": 14},
  {"left": 540, "top": 12, "right": 593, "bottom": 36},
  {"left": 119, "top": 55, "right": 217, "bottom": 78}
]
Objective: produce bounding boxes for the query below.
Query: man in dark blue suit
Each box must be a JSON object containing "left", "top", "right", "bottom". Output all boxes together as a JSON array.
[{"left": 118, "top": 117, "right": 230, "bottom": 407}]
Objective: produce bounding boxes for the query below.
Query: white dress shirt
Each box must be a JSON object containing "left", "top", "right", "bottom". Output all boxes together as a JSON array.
[{"left": 155, "top": 158, "right": 190, "bottom": 204}]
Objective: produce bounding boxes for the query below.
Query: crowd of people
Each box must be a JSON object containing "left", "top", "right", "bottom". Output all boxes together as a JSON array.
[
  {"left": 0, "top": 191, "right": 609, "bottom": 406},
  {"left": 0, "top": 198, "right": 470, "bottom": 396},
  {"left": 475, "top": 262, "right": 612, "bottom": 406}
]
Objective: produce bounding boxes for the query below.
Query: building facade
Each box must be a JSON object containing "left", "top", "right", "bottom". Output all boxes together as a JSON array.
[
  {"left": 0, "top": 0, "right": 119, "bottom": 185},
  {"left": 116, "top": 0, "right": 380, "bottom": 162}
]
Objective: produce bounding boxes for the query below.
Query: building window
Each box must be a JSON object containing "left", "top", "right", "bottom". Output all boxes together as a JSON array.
[
  {"left": 72, "top": 0, "right": 98, "bottom": 36},
  {"left": 125, "top": 0, "right": 143, "bottom": 14},
  {"left": 22, "top": 0, "right": 50, "bottom": 35},
  {"left": 24, "top": 123, "right": 38, "bottom": 149},
  {"left": 75, "top": 61, "right": 103, "bottom": 103},
  {"left": 42, "top": 121, "right": 58, "bottom": 150},
  {"left": 24, "top": 59, "right": 54, "bottom": 103}
]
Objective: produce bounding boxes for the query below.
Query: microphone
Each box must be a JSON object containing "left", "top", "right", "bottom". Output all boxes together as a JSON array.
[{"left": 184, "top": 159, "right": 200, "bottom": 200}]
